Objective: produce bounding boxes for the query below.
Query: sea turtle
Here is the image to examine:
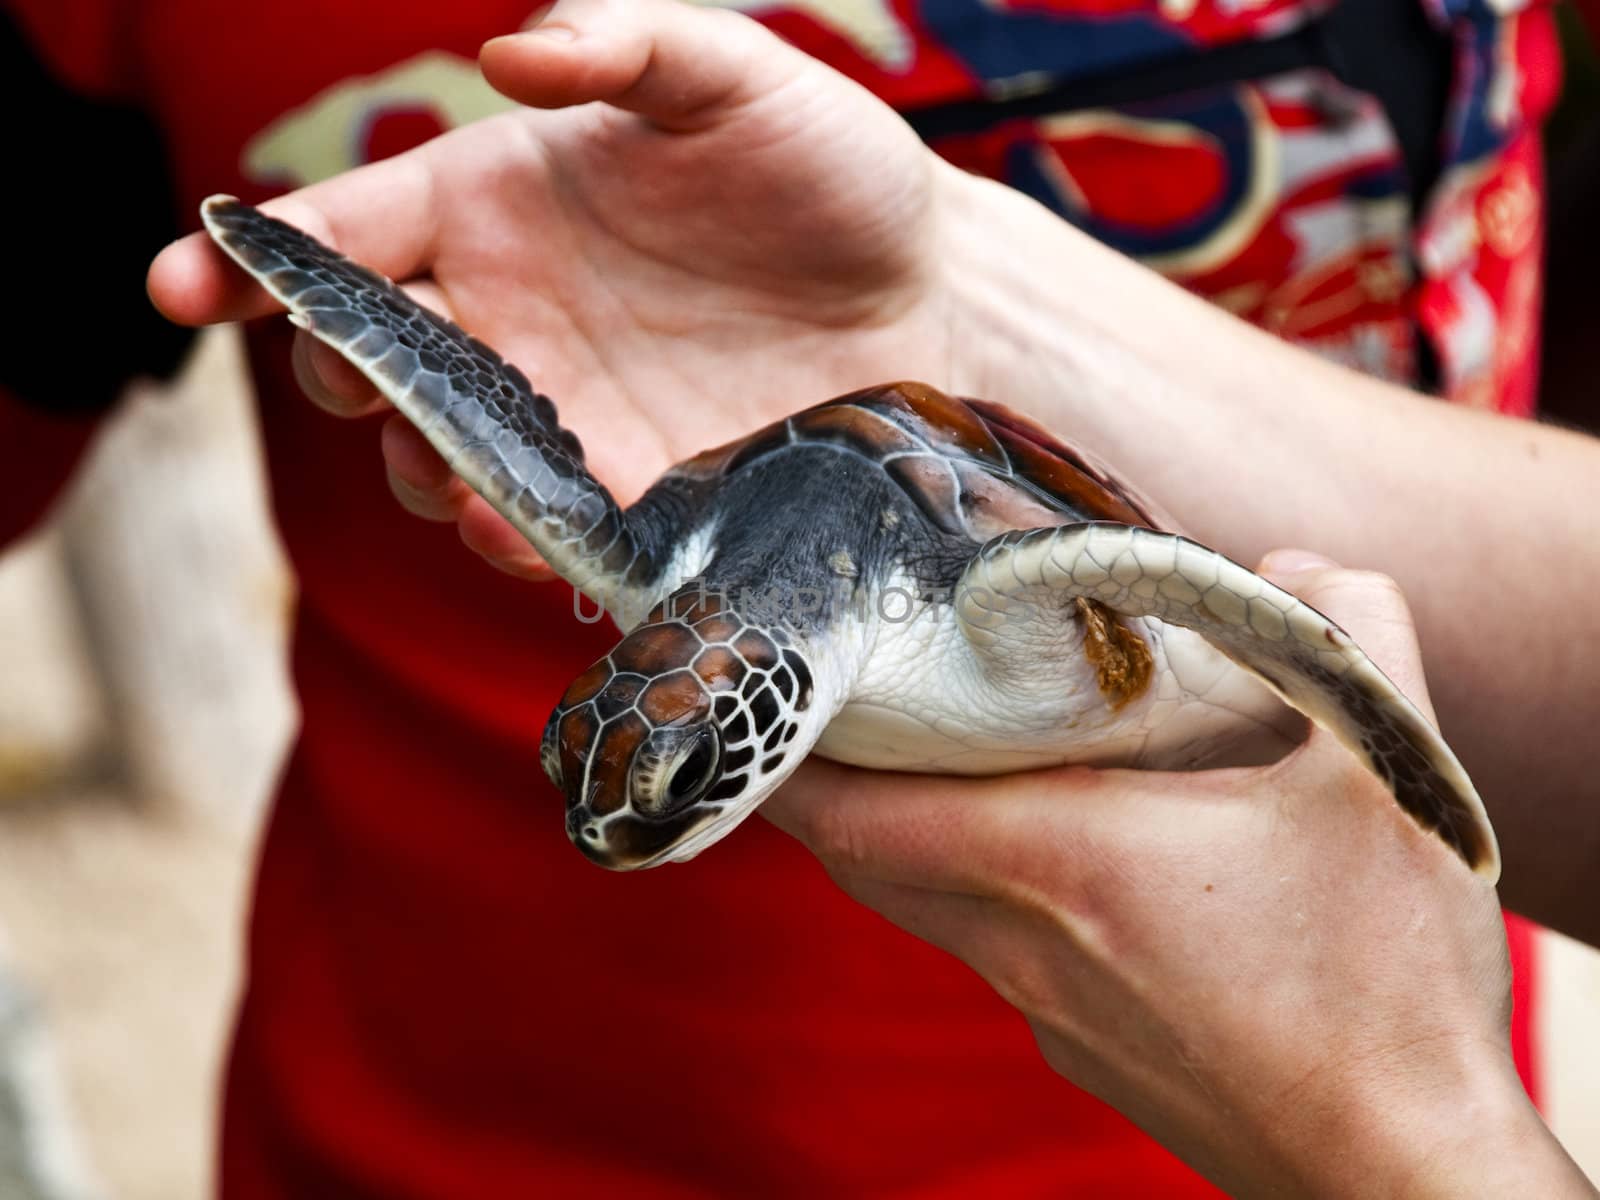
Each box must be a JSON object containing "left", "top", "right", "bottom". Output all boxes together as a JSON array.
[{"left": 200, "top": 197, "right": 1499, "bottom": 878}]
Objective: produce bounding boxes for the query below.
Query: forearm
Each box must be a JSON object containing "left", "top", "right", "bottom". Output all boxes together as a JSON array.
[
  {"left": 1370, "top": 1082, "right": 1595, "bottom": 1200},
  {"left": 1262, "top": 1073, "right": 1598, "bottom": 1199},
  {"left": 1292, "top": 1054, "right": 1593, "bottom": 1199},
  {"left": 937, "top": 166, "right": 1600, "bottom": 941},
  {"left": 1129, "top": 1049, "right": 1595, "bottom": 1199}
]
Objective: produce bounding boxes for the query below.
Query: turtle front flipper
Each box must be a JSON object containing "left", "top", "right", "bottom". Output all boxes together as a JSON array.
[
  {"left": 954, "top": 522, "right": 1500, "bottom": 879},
  {"left": 201, "top": 196, "right": 666, "bottom": 618}
]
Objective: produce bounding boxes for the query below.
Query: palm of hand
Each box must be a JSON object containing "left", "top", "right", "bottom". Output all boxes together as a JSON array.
[
  {"left": 152, "top": 2, "right": 960, "bottom": 571},
  {"left": 409, "top": 78, "right": 943, "bottom": 503}
]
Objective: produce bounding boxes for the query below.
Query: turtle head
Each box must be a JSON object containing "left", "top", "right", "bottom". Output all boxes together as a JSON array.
[{"left": 541, "top": 590, "right": 818, "bottom": 869}]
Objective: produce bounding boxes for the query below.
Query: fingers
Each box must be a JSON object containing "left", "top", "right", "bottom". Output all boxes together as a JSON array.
[
  {"left": 289, "top": 278, "right": 457, "bottom": 419},
  {"left": 380, "top": 416, "right": 473, "bottom": 520},
  {"left": 459, "top": 500, "right": 560, "bottom": 581},
  {"left": 150, "top": 0, "right": 812, "bottom": 324},
  {"left": 293, "top": 335, "right": 388, "bottom": 418},
  {"left": 762, "top": 761, "right": 966, "bottom": 887},
  {"left": 762, "top": 758, "right": 1107, "bottom": 895},
  {"left": 378, "top": 414, "right": 557, "bottom": 581},
  {"left": 149, "top": 145, "right": 440, "bottom": 326},
  {"left": 150, "top": 0, "right": 813, "bottom": 327},
  {"left": 480, "top": 0, "right": 807, "bottom": 129}
]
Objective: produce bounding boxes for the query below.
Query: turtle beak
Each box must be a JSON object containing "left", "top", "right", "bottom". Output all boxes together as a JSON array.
[
  {"left": 565, "top": 775, "right": 622, "bottom": 868},
  {"left": 563, "top": 801, "right": 720, "bottom": 871},
  {"left": 565, "top": 805, "right": 619, "bottom": 868}
]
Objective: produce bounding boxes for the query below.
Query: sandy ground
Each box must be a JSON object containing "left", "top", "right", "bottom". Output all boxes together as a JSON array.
[
  {"left": 0, "top": 330, "right": 1595, "bottom": 1198},
  {"left": 0, "top": 792, "right": 252, "bottom": 1200}
]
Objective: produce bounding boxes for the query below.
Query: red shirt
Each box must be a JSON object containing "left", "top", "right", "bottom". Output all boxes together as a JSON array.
[{"left": 4, "top": 2, "right": 1564, "bottom": 1195}]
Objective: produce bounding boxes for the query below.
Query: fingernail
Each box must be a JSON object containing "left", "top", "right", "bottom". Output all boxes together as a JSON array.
[
  {"left": 494, "top": 555, "right": 555, "bottom": 581},
  {"left": 1258, "top": 548, "right": 1337, "bottom": 580},
  {"left": 290, "top": 333, "right": 338, "bottom": 409},
  {"left": 485, "top": 24, "right": 576, "bottom": 51}
]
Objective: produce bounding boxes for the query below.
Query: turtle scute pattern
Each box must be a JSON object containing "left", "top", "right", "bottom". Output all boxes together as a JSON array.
[
  {"left": 666, "top": 380, "right": 1159, "bottom": 542},
  {"left": 200, "top": 197, "right": 646, "bottom": 593},
  {"left": 546, "top": 588, "right": 815, "bottom": 817}
]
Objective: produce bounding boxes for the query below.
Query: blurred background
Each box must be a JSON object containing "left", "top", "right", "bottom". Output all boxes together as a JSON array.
[
  {"left": 0, "top": 328, "right": 294, "bottom": 1200},
  {"left": 0, "top": 7, "right": 1597, "bottom": 1200}
]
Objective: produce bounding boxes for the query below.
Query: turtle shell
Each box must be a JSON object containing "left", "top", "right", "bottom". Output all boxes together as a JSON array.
[{"left": 666, "top": 381, "right": 1163, "bottom": 543}]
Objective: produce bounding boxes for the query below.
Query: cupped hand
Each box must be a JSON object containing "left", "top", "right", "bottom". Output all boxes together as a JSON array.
[
  {"left": 764, "top": 554, "right": 1589, "bottom": 1197},
  {"left": 148, "top": 0, "right": 955, "bottom": 579}
]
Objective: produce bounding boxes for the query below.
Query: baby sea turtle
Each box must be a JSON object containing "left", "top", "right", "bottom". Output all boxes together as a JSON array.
[{"left": 201, "top": 197, "right": 1499, "bottom": 878}]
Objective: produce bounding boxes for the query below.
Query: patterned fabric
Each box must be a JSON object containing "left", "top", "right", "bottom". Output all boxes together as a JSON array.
[
  {"left": 731, "top": 0, "right": 1559, "bottom": 413},
  {"left": 1417, "top": 2, "right": 1559, "bottom": 411}
]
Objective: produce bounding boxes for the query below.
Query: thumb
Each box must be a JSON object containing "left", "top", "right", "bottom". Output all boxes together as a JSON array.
[
  {"left": 480, "top": 0, "right": 808, "bottom": 129},
  {"left": 1256, "top": 549, "right": 1437, "bottom": 725}
]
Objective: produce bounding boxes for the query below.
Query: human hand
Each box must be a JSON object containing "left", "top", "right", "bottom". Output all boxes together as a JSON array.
[
  {"left": 764, "top": 554, "right": 1594, "bottom": 1198},
  {"left": 147, "top": 0, "right": 957, "bottom": 579}
]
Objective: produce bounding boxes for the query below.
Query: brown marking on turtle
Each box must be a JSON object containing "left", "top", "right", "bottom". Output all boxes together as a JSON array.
[
  {"left": 967, "top": 398, "right": 1158, "bottom": 527},
  {"left": 584, "top": 711, "right": 651, "bottom": 817},
  {"left": 692, "top": 612, "right": 743, "bottom": 643},
  {"left": 1302, "top": 661, "right": 1490, "bottom": 869},
  {"left": 558, "top": 708, "right": 599, "bottom": 779},
  {"left": 883, "top": 455, "right": 963, "bottom": 534},
  {"left": 1076, "top": 597, "right": 1154, "bottom": 710},
  {"left": 982, "top": 417, "right": 1153, "bottom": 528},
  {"left": 591, "top": 674, "right": 644, "bottom": 720},
  {"left": 691, "top": 645, "right": 747, "bottom": 691},
  {"left": 881, "top": 380, "right": 1008, "bottom": 464},
  {"left": 787, "top": 401, "right": 923, "bottom": 456},
  {"left": 671, "top": 439, "right": 746, "bottom": 480},
  {"left": 561, "top": 659, "right": 613, "bottom": 706},
  {"left": 732, "top": 630, "right": 781, "bottom": 671},
  {"left": 722, "top": 426, "right": 794, "bottom": 474},
  {"left": 611, "top": 622, "right": 702, "bottom": 674},
  {"left": 638, "top": 671, "right": 711, "bottom": 726},
  {"left": 657, "top": 381, "right": 1158, "bottom": 535}
]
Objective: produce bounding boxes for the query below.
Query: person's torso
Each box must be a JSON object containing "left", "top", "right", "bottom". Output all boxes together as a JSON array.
[{"left": 38, "top": 1, "right": 1550, "bottom": 1193}]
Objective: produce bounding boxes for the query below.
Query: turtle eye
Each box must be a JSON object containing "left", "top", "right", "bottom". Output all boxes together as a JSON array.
[
  {"left": 668, "top": 731, "right": 719, "bottom": 803},
  {"left": 634, "top": 726, "right": 722, "bottom": 817}
]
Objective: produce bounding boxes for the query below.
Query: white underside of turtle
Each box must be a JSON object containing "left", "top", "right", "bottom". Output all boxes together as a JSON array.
[
  {"left": 818, "top": 564, "right": 1299, "bottom": 775},
  {"left": 198, "top": 196, "right": 1500, "bottom": 881}
]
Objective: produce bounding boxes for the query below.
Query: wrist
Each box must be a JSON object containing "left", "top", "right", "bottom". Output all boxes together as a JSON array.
[
  {"left": 1279, "top": 1047, "right": 1593, "bottom": 1200},
  {"left": 930, "top": 163, "right": 1210, "bottom": 421},
  {"left": 931, "top": 163, "right": 1122, "bottom": 419},
  {"left": 928, "top": 162, "right": 1368, "bottom": 552}
]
